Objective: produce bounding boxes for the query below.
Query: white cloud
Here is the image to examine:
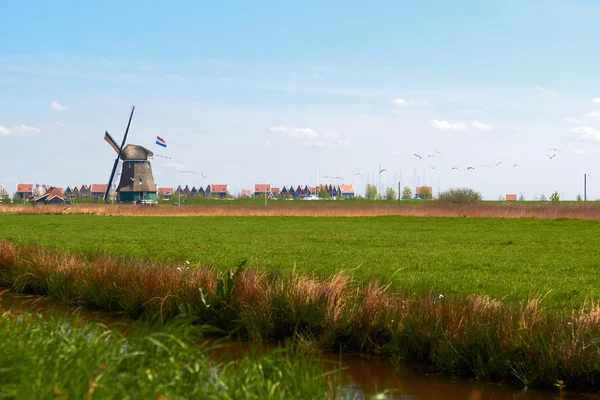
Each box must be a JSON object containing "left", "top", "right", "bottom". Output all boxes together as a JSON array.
[
  {"left": 574, "top": 148, "right": 598, "bottom": 155},
  {"left": 536, "top": 86, "right": 559, "bottom": 98},
  {"left": 471, "top": 121, "right": 492, "bottom": 131},
  {"left": 54, "top": 121, "right": 64, "bottom": 127},
  {"left": 166, "top": 162, "right": 185, "bottom": 169},
  {"left": 51, "top": 101, "right": 68, "bottom": 111},
  {"left": 563, "top": 117, "right": 577, "bottom": 123},
  {"left": 327, "top": 139, "right": 351, "bottom": 149},
  {"left": 0, "top": 125, "right": 9, "bottom": 136},
  {"left": 265, "top": 141, "right": 272, "bottom": 146},
  {"left": 430, "top": 119, "right": 468, "bottom": 131},
  {"left": 269, "top": 125, "right": 320, "bottom": 138},
  {"left": 304, "top": 141, "right": 325, "bottom": 147},
  {"left": 592, "top": 98, "right": 600, "bottom": 104},
  {"left": 12, "top": 124, "right": 40, "bottom": 133},
  {"left": 586, "top": 111, "right": 600, "bottom": 121},
  {"left": 309, "top": 73, "right": 323, "bottom": 80},
  {"left": 392, "top": 98, "right": 429, "bottom": 107},
  {"left": 572, "top": 126, "right": 600, "bottom": 141}
]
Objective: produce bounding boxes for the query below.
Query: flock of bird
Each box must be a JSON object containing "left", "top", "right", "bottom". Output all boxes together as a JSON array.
[{"left": 408, "top": 148, "right": 562, "bottom": 172}]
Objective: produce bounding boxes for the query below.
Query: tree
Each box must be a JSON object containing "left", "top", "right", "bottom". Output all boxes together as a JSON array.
[
  {"left": 577, "top": 194, "right": 583, "bottom": 202},
  {"left": 418, "top": 187, "right": 433, "bottom": 200},
  {"left": 519, "top": 192, "right": 525, "bottom": 201},
  {"left": 539, "top": 194, "right": 547, "bottom": 201},
  {"left": 437, "top": 188, "right": 481, "bottom": 204},
  {"left": 401, "top": 186, "right": 413, "bottom": 200},
  {"left": 550, "top": 191, "right": 560, "bottom": 203},
  {"left": 365, "top": 184, "right": 378, "bottom": 200},
  {"left": 385, "top": 187, "right": 396, "bottom": 201},
  {"left": 318, "top": 185, "right": 331, "bottom": 199}
]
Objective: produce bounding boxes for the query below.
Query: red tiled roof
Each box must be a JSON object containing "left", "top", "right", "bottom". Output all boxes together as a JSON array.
[
  {"left": 91, "top": 184, "right": 108, "bottom": 193},
  {"left": 211, "top": 184, "right": 228, "bottom": 193},
  {"left": 158, "top": 187, "right": 173, "bottom": 195},
  {"left": 16, "top": 184, "right": 33, "bottom": 193},
  {"left": 270, "top": 187, "right": 280, "bottom": 195},
  {"left": 239, "top": 189, "right": 252, "bottom": 196},
  {"left": 254, "top": 183, "right": 271, "bottom": 193},
  {"left": 505, "top": 194, "right": 517, "bottom": 201},
  {"left": 339, "top": 185, "right": 355, "bottom": 193}
]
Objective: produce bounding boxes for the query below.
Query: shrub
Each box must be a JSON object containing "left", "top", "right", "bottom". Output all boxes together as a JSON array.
[
  {"left": 550, "top": 191, "right": 560, "bottom": 203},
  {"left": 437, "top": 188, "right": 481, "bottom": 204},
  {"left": 385, "top": 187, "right": 396, "bottom": 201}
]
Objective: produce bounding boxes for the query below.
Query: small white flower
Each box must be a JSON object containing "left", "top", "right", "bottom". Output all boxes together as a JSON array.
[
  {"left": 439, "top": 294, "right": 444, "bottom": 299},
  {"left": 176, "top": 267, "right": 182, "bottom": 272},
  {"left": 186, "top": 260, "right": 190, "bottom": 265}
]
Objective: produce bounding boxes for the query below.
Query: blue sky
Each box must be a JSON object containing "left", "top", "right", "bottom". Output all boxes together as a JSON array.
[{"left": 2, "top": 0, "right": 600, "bottom": 199}]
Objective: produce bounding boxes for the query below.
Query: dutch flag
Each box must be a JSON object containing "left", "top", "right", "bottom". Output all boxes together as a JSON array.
[{"left": 156, "top": 136, "right": 167, "bottom": 148}]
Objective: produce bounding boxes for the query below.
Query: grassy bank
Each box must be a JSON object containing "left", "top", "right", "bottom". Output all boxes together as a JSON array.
[
  {"left": 1, "top": 242, "right": 599, "bottom": 392},
  {"left": 0, "top": 310, "right": 340, "bottom": 399},
  {"left": 2, "top": 214, "right": 600, "bottom": 304}
]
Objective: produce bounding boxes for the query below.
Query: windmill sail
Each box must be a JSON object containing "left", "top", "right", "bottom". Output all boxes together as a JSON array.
[
  {"left": 103, "top": 106, "right": 135, "bottom": 201},
  {"left": 104, "top": 131, "right": 120, "bottom": 154}
]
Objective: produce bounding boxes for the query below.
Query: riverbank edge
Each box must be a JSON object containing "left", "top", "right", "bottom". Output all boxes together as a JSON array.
[{"left": 1, "top": 241, "right": 598, "bottom": 393}]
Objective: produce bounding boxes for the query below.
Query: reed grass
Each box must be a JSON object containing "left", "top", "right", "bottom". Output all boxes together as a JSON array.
[
  {"left": 1, "top": 242, "right": 599, "bottom": 391},
  {"left": 0, "top": 309, "right": 341, "bottom": 399},
  {"left": 5, "top": 202, "right": 600, "bottom": 219}
]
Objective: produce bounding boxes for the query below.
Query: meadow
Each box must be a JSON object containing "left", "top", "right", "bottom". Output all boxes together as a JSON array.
[{"left": 1, "top": 214, "right": 600, "bottom": 304}]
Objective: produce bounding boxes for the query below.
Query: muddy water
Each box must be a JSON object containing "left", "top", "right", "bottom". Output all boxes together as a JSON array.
[{"left": 0, "top": 292, "right": 586, "bottom": 399}]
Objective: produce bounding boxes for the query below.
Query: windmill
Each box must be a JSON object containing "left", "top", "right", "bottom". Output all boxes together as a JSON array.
[{"left": 103, "top": 106, "right": 158, "bottom": 203}]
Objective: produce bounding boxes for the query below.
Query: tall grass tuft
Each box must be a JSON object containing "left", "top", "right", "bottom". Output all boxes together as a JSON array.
[
  {"left": 0, "top": 310, "right": 340, "bottom": 399},
  {"left": 2, "top": 241, "right": 600, "bottom": 391}
]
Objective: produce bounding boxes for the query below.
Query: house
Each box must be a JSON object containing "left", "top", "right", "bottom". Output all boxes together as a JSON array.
[
  {"left": 505, "top": 194, "right": 517, "bottom": 201},
  {"left": 339, "top": 185, "right": 355, "bottom": 199},
  {"left": 415, "top": 186, "right": 433, "bottom": 199},
  {"left": 280, "top": 186, "right": 289, "bottom": 197},
  {"left": 190, "top": 186, "right": 198, "bottom": 197},
  {"left": 183, "top": 185, "right": 191, "bottom": 197},
  {"left": 205, "top": 185, "right": 211, "bottom": 197},
  {"left": 270, "top": 187, "right": 280, "bottom": 198},
  {"left": 239, "top": 189, "right": 252, "bottom": 198},
  {"left": 79, "top": 185, "right": 90, "bottom": 200},
  {"left": 289, "top": 186, "right": 296, "bottom": 198},
  {"left": 210, "top": 184, "right": 228, "bottom": 198},
  {"left": 158, "top": 187, "right": 174, "bottom": 200},
  {"left": 254, "top": 183, "right": 271, "bottom": 197},
  {"left": 34, "top": 187, "right": 66, "bottom": 204},
  {"left": 64, "top": 187, "right": 75, "bottom": 199},
  {"left": 15, "top": 184, "right": 34, "bottom": 199},
  {"left": 296, "top": 185, "right": 306, "bottom": 199},
  {"left": 0, "top": 185, "right": 9, "bottom": 199},
  {"left": 197, "top": 186, "right": 206, "bottom": 197},
  {"left": 72, "top": 186, "right": 80, "bottom": 199},
  {"left": 90, "top": 184, "right": 108, "bottom": 200}
]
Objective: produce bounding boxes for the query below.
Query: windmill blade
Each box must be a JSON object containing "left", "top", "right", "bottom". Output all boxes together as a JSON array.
[
  {"left": 104, "top": 131, "right": 120, "bottom": 154},
  {"left": 103, "top": 105, "right": 135, "bottom": 201},
  {"left": 119, "top": 105, "right": 136, "bottom": 151}
]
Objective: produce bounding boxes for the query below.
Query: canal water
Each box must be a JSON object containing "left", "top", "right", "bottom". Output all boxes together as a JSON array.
[{"left": 0, "top": 292, "right": 589, "bottom": 399}]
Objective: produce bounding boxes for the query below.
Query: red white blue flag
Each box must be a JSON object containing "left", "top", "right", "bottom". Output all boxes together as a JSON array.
[{"left": 156, "top": 136, "right": 167, "bottom": 148}]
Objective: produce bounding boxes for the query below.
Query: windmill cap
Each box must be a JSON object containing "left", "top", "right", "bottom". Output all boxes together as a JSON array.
[{"left": 121, "top": 144, "right": 153, "bottom": 161}]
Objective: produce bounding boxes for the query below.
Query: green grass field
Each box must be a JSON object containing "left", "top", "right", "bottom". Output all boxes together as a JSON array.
[{"left": 2, "top": 214, "right": 599, "bottom": 305}]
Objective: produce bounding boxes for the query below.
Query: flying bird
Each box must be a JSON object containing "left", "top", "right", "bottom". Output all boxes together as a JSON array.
[
  {"left": 434, "top": 148, "right": 443, "bottom": 154},
  {"left": 481, "top": 164, "right": 492, "bottom": 168},
  {"left": 467, "top": 166, "right": 475, "bottom": 170},
  {"left": 493, "top": 160, "right": 502, "bottom": 166},
  {"left": 200, "top": 172, "right": 208, "bottom": 178},
  {"left": 428, "top": 154, "right": 435, "bottom": 158},
  {"left": 429, "top": 165, "right": 436, "bottom": 170},
  {"left": 550, "top": 148, "right": 562, "bottom": 152},
  {"left": 513, "top": 164, "right": 520, "bottom": 168},
  {"left": 547, "top": 154, "right": 556, "bottom": 159},
  {"left": 451, "top": 167, "right": 460, "bottom": 171},
  {"left": 414, "top": 153, "right": 422, "bottom": 159},
  {"left": 379, "top": 169, "right": 387, "bottom": 174},
  {"left": 353, "top": 172, "right": 364, "bottom": 176}
]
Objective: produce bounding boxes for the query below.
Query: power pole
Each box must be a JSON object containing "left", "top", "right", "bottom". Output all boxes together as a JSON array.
[{"left": 584, "top": 173, "right": 587, "bottom": 202}]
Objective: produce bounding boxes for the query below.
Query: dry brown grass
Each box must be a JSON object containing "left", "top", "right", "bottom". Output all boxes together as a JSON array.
[
  {"left": 4, "top": 202, "right": 600, "bottom": 219},
  {"left": 2, "top": 241, "right": 600, "bottom": 389}
]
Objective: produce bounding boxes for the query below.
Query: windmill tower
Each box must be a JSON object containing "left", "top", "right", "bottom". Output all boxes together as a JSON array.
[{"left": 103, "top": 106, "right": 158, "bottom": 203}]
